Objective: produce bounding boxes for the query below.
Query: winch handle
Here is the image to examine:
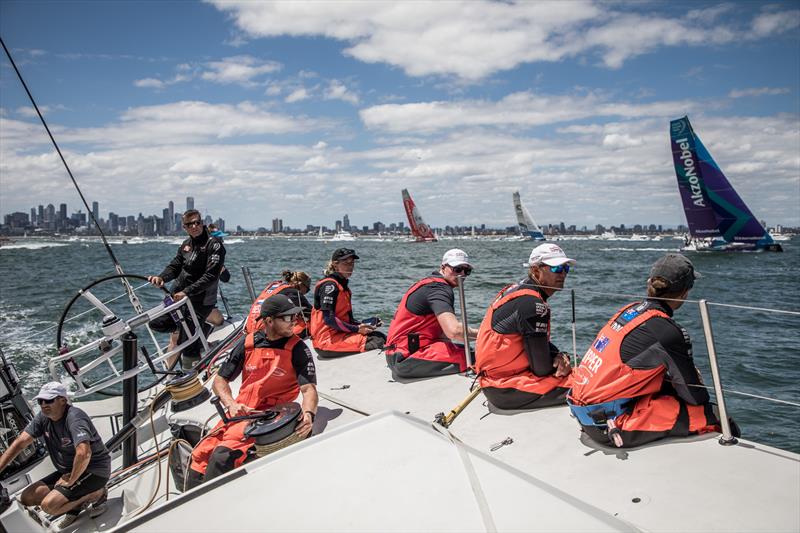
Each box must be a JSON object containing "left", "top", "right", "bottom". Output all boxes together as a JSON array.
[
  {"left": 210, "top": 396, "right": 231, "bottom": 424},
  {"left": 210, "top": 396, "right": 272, "bottom": 424}
]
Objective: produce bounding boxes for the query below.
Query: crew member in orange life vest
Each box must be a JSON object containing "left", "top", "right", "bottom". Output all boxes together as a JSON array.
[
  {"left": 475, "top": 244, "right": 575, "bottom": 410},
  {"left": 245, "top": 270, "right": 312, "bottom": 338},
  {"left": 568, "top": 254, "right": 730, "bottom": 448},
  {"left": 186, "top": 294, "right": 318, "bottom": 488},
  {"left": 385, "top": 249, "right": 479, "bottom": 379},
  {"left": 310, "top": 248, "right": 386, "bottom": 358}
]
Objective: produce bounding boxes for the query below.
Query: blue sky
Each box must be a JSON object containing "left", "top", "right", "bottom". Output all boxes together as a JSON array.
[{"left": 1, "top": 0, "right": 798, "bottom": 230}]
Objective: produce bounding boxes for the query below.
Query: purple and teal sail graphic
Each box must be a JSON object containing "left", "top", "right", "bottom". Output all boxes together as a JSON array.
[{"left": 669, "top": 116, "right": 772, "bottom": 245}]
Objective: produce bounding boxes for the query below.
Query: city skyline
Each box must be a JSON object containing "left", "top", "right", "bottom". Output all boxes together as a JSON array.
[{"left": 1, "top": 1, "right": 798, "bottom": 228}]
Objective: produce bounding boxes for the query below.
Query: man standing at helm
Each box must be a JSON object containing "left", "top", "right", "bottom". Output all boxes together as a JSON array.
[
  {"left": 385, "top": 249, "right": 478, "bottom": 379},
  {"left": 475, "top": 244, "right": 575, "bottom": 410},
  {"left": 186, "top": 294, "right": 318, "bottom": 488}
]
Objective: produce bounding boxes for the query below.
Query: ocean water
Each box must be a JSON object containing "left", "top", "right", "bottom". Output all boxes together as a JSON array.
[{"left": 1, "top": 236, "right": 798, "bottom": 452}]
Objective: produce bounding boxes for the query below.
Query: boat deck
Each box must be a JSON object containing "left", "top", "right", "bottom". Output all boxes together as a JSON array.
[{"left": 310, "top": 344, "right": 800, "bottom": 533}]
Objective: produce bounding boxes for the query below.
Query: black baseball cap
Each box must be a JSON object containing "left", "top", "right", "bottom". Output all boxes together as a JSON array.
[
  {"left": 260, "top": 294, "right": 302, "bottom": 319},
  {"left": 332, "top": 248, "right": 359, "bottom": 261},
  {"left": 649, "top": 254, "right": 701, "bottom": 292}
]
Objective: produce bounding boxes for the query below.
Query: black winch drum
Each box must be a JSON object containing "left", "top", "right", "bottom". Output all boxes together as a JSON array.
[
  {"left": 244, "top": 402, "right": 302, "bottom": 448},
  {"left": 166, "top": 371, "right": 210, "bottom": 413}
]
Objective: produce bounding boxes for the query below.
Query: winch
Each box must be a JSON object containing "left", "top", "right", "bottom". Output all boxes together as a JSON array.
[
  {"left": 165, "top": 371, "right": 210, "bottom": 413},
  {"left": 210, "top": 397, "right": 303, "bottom": 458}
]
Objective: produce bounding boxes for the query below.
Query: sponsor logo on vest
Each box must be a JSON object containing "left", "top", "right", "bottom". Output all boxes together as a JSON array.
[
  {"left": 675, "top": 138, "right": 705, "bottom": 207},
  {"left": 593, "top": 335, "right": 609, "bottom": 353},
  {"left": 581, "top": 349, "right": 603, "bottom": 374},
  {"left": 610, "top": 322, "right": 623, "bottom": 332}
]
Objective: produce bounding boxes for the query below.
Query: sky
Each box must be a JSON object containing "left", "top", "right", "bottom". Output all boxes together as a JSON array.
[{"left": 1, "top": 0, "right": 799, "bottom": 230}]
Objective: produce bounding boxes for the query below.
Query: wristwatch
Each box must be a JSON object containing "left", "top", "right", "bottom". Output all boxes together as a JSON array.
[{"left": 305, "top": 411, "right": 316, "bottom": 422}]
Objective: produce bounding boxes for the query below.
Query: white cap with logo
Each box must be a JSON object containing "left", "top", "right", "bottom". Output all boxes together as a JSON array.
[
  {"left": 34, "top": 381, "right": 68, "bottom": 401},
  {"left": 442, "top": 249, "right": 471, "bottom": 267},
  {"left": 524, "top": 244, "right": 576, "bottom": 267}
]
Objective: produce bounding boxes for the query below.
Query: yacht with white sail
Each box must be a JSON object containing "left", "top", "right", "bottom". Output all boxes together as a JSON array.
[
  {"left": 670, "top": 116, "right": 783, "bottom": 252},
  {"left": 512, "top": 191, "right": 546, "bottom": 241}
]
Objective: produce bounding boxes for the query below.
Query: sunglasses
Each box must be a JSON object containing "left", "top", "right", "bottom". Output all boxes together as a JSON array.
[
  {"left": 183, "top": 220, "right": 202, "bottom": 228},
  {"left": 548, "top": 264, "right": 570, "bottom": 274},
  {"left": 276, "top": 314, "right": 298, "bottom": 323},
  {"left": 452, "top": 265, "right": 473, "bottom": 276},
  {"left": 37, "top": 398, "right": 57, "bottom": 405}
]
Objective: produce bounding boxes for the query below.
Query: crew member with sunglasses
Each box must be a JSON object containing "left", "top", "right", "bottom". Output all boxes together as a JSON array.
[
  {"left": 310, "top": 248, "right": 385, "bottom": 357},
  {"left": 475, "top": 244, "right": 576, "bottom": 410},
  {"left": 385, "top": 249, "right": 479, "bottom": 379},
  {"left": 187, "top": 294, "right": 318, "bottom": 488},
  {"left": 0, "top": 382, "right": 109, "bottom": 528},
  {"left": 148, "top": 209, "right": 226, "bottom": 367},
  {"left": 245, "top": 270, "right": 313, "bottom": 338},
  {"left": 568, "top": 254, "right": 727, "bottom": 448}
]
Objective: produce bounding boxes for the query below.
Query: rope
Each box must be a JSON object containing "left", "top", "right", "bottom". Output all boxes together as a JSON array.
[
  {"left": 253, "top": 432, "right": 306, "bottom": 458},
  {"left": 130, "top": 401, "right": 162, "bottom": 518},
  {"left": 165, "top": 375, "right": 206, "bottom": 402},
  {"left": 165, "top": 438, "right": 192, "bottom": 501},
  {"left": 677, "top": 382, "right": 800, "bottom": 408},
  {"left": 706, "top": 302, "right": 800, "bottom": 316}
]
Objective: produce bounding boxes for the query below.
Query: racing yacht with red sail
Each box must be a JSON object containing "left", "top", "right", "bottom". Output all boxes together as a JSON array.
[{"left": 401, "top": 189, "right": 437, "bottom": 242}]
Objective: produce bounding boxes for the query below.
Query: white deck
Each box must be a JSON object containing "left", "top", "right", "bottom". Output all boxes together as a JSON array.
[{"left": 307, "top": 345, "right": 800, "bottom": 533}]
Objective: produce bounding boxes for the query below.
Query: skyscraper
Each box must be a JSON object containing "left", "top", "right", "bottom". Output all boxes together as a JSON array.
[
  {"left": 92, "top": 201, "right": 99, "bottom": 223},
  {"left": 168, "top": 201, "right": 174, "bottom": 233},
  {"left": 186, "top": 196, "right": 194, "bottom": 212},
  {"left": 343, "top": 214, "right": 350, "bottom": 231}
]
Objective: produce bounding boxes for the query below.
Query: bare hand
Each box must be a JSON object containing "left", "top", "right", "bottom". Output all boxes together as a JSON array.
[
  {"left": 357, "top": 324, "right": 375, "bottom": 335},
  {"left": 148, "top": 276, "right": 164, "bottom": 288},
  {"left": 294, "top": 412, "right": 314, "bottom": 438},
  {"left": 553, "top": 353, "right": 572, "bottom": 378},
  {"left": 56, "top": 475, "right": 72, "bottom": 488},
  {"left": 173, "top": 291, "right": 187, "bottom": 301},
  {"left": 226, "top": 402, "right": 255, "bottom": 418}
]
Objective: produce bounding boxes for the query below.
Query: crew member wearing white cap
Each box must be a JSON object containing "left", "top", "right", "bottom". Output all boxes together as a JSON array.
[
  {"left": 475, "top": 244, "right": 576, "bottom": 410},
  {"left": 385, "top": 249, "right": 479, "bottom": 379},
  {"left": 0, "top": 382, "right": 109, "bottom": 527},
  {"left": 568, "top": 254, "right": 729, "bottom": 448},
  {"left": 187, "top": 294, "right": 318, "bottom": 488}
]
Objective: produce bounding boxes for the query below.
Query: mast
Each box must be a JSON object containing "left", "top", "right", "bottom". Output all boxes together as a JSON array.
[{"left": 401, "top": 189, "right": 437, "bottom": 242}]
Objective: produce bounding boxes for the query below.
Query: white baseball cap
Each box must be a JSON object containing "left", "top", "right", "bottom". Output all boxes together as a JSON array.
[
  {"left": 34, "top": 381, "right": 68, "bottom": 401},
  {"left": 442, "top": 248, "right": 471, "bottom": 267},
  {"left": 524, "top": 244, "right": 576, "bottom": 267}
]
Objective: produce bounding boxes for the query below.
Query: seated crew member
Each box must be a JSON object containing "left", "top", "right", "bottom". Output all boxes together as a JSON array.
[
  {"left": 187, "top": 294, "right": 318, "bottom": 488},
  {"left": 568, "top": 254, "right": 727, "bottom": 448},
  {"left": 205, "top": 224, "right": 231, "bottom": 327},
  {"left": 475, "top": 244, "right": 575, "bottom": 410},
  {"left": 0, "top": 382, "right": 109, "bottom": 528},
  {"left": 310, "top": 248, "right": 386, "bottom": 358},
  {"left": 385, "top": 249, "right": 479, "bottom": 379},
  {"left": 148, "top": 209, "right": 226, "bottom": 368},
  {"left": 245, "top": 270, "right": 313, "bottom": 338}
]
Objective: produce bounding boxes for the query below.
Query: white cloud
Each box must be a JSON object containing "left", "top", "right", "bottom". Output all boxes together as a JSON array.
[
  {"left": 134, "top": 78, "right": 165, "bottom": 89},
  {"left": 285, "top": 87, "right": 311, "bottom": 103},
  {"left": 210, "top": 1, "right": 800, "bottom": 79},
  {"left": 729, "top": 87, "right": 791, "bottom": 98},
  {"left": 602, "top": 133, "right": 643, "bottom": 149},
  {"left": 360, "top": 91, "right": 700, "bottom": 133},
  {"left": 323, "top": 80, "right": 359, "bottom": 105},
  {"left": 200, "top": 55, "right": 281, "bottom": 86}
]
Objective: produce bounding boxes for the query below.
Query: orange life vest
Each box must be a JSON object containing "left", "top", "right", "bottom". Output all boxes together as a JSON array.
[
  {"left": 310, "top": 277, "right": 366, "bottom": 352},
  {"left": 245, "top": 281, "right": 307, "bottom": 336},
  {"left": 386, "top": 276, "right": 447, "bottom": 355},
  {"left": 569, "top": 302, "right": 669, "bottom": 406}
]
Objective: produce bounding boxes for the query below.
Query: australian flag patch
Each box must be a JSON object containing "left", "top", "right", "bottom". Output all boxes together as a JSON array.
[{"left": 593, "top": 335, "right": 610, "bottom": 352}]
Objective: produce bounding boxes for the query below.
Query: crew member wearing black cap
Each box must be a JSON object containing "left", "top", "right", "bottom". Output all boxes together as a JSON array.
[
  {"left": 187, "top": 294, "right": 318, "bottom": 487},
  {"left": 568, "top": 254, "right": 726, "bottom": 448},
  {"left": 310, "top": 248, "right": 385, "bottom": 357}
]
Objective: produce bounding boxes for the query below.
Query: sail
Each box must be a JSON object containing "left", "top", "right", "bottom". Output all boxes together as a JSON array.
[
  {"left": 513, "top": 191, "right": 545, "bottom": 240},
  {"left": 401, "top": 189, "right": 437, "bottom": 242},
  {"left": 670, "top": 116, "right": 772, "bottom": 244}
]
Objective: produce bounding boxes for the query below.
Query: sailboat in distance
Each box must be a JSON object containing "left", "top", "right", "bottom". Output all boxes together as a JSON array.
[
  {"left": 401, "top": 189, "right": 437, "bottom": 242},
  {"left": 670, "top": 116, "right": 782, "bottom": 252},
  {"left": 513, "top": 191, "right": 546, "bottom": 241}
]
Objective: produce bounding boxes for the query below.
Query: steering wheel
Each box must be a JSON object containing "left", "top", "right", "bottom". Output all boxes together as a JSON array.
[{"left": 55, "top": 273, "right": 181, "bottom": 396}]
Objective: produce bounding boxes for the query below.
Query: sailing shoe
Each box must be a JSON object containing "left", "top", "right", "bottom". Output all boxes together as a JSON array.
[
  {"left": 56, "top": 510, "right": 81, "bottom": 529},
  {"left": 87, "top": 487, "right": 108, "bottom": 518}
]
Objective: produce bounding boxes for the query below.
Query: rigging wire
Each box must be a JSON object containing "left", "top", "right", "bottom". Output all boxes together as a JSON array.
[{"left": 0, "top": 37, "right": 146, "bottom": 315}]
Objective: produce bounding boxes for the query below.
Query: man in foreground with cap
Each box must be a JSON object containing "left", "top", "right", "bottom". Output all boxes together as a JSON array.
[
  {"left": 385, "top": 249, "right": 479, "bottom": 379},
  {"left": 568, "top": 254, "right": 725, "bottom": 448},
  {"left": 0, "top": 382, "right": 109, "bottom": 527},
  {"left": 187, "top": 294, "right": 318, "bottom": 488},
  {"left": 310, "top": 248, "right": 385, "bottom": 358},
  {"left": 475, "top": 244, "right": 576, "bottom": 410}
]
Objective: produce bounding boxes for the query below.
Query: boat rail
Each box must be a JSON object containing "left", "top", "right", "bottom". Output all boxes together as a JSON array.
[{"left": 47, "top": 296, "right": 208, "bottom": 399}]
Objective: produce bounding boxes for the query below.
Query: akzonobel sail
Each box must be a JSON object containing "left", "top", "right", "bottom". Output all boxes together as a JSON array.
[{"left": 513, "top": 191, "right": 545, "bottom": 241}]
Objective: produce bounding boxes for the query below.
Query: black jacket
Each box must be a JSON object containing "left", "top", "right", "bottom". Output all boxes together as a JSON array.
[{"left": 158, "top": 227, "right": 226, "bottom": 306}]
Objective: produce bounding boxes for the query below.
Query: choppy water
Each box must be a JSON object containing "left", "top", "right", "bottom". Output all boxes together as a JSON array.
[{"left": 1, "top": 236, "right": 798, "bottom": 452}]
